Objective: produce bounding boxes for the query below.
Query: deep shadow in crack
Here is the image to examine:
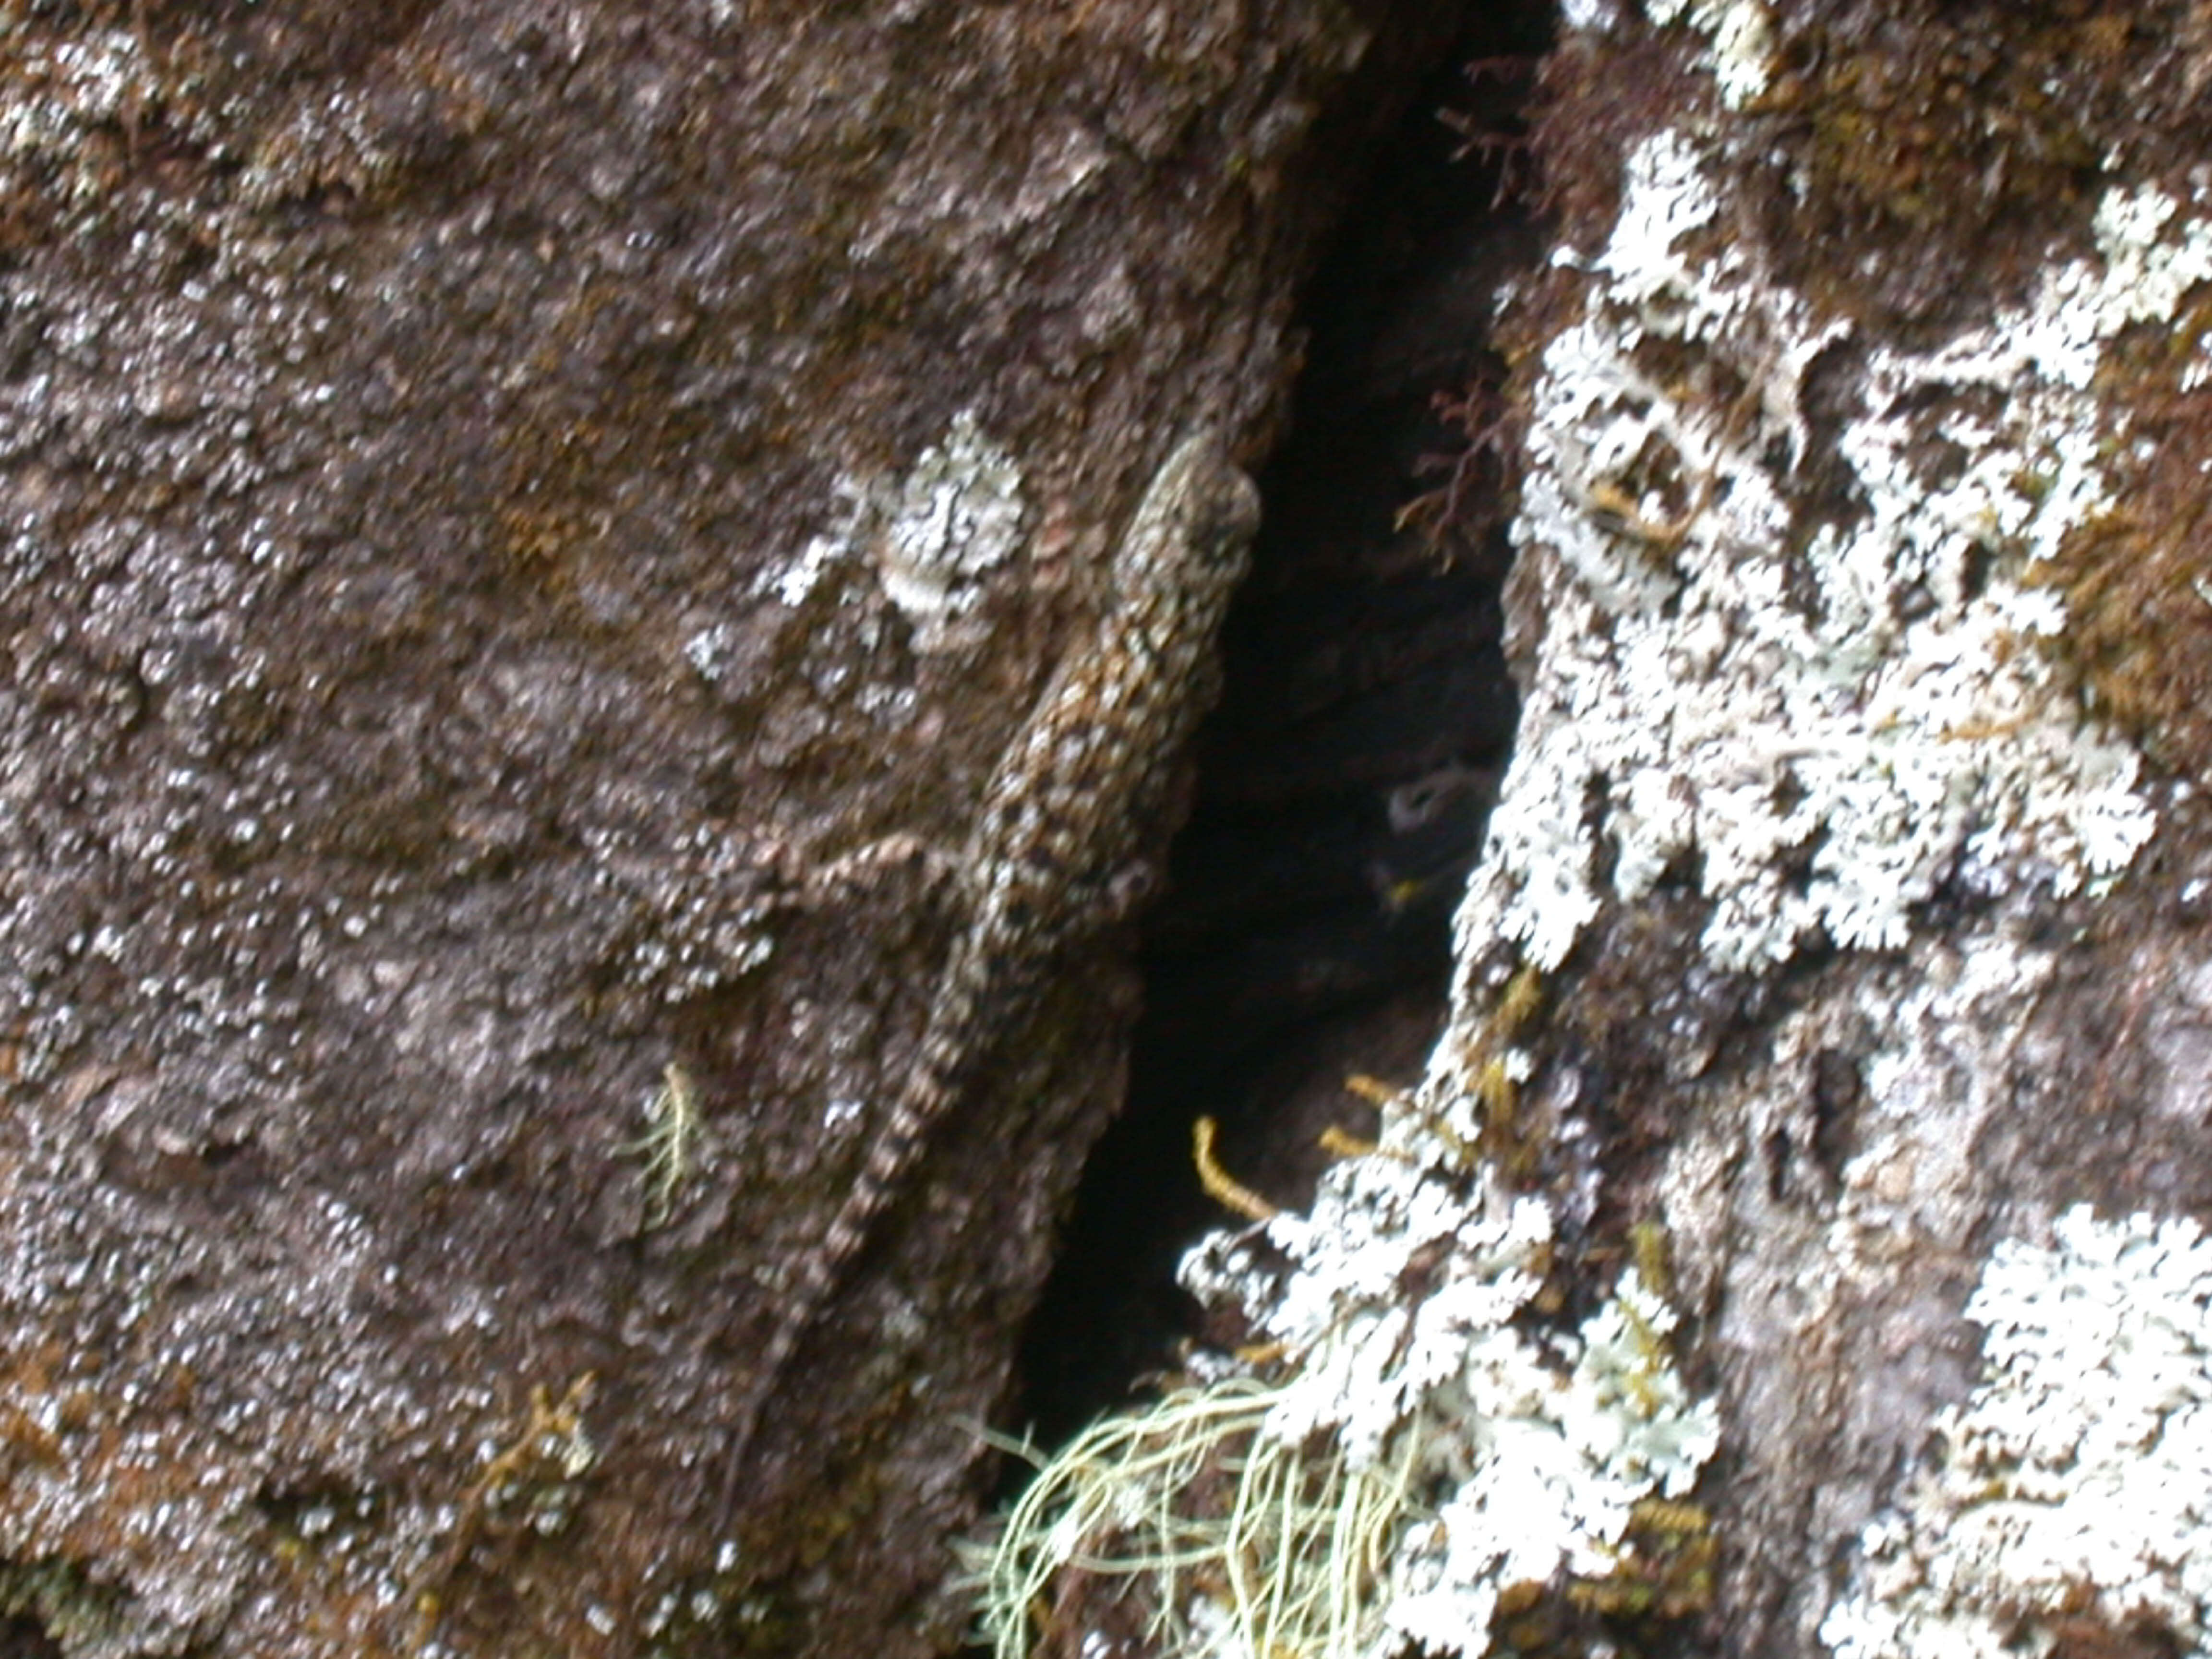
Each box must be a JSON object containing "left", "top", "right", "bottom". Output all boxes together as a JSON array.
[{"left": 1013, "top": 0, "right": 1558, "bottom": 1451}]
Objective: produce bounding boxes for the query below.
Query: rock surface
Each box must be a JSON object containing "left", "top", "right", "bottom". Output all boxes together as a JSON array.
[{"left": 0, "top": 2, "right": 1470, "bottom": 1653}]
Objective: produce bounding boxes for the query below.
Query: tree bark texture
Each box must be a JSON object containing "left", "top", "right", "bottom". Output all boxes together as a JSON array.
[{"left": 0, "top": 2, "right": 1465, "bottom": 1655}]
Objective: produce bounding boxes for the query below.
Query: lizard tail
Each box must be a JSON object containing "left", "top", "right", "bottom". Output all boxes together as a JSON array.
[
  {"left": 712, "top": 996, "right": 975, "bottom": 1528},
  {"left": 713, "top": 926, "right": 1022, "bottom": 1528}
]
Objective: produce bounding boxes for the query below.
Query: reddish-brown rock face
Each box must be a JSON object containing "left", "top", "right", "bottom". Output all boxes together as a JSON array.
[{"left": 0, "top": 1, "right": 1467, "bottom": 1653}]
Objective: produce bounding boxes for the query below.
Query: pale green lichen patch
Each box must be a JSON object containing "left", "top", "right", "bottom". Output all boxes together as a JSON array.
[
  {"left": 1474, "top": 122, "right": 2166, "bottom": 974},
  {"left": 749, "top": 410, "right": 1028, "bottom": 635},
  {"left": 872, "top": 411, "right": 1028, "bottom": 637},
  {"left": 1821, "top": 1206, "right": 2212, "bottom": 1659},
  {"left": 707, "top": 410, "right": 1031, "bottom": 666},
  {"left": 976, "top": 1140, "right": 1718, "bottom": 1658}
]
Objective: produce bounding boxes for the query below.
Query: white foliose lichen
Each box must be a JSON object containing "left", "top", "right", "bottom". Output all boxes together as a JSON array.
[
  {"left": 974, "top": 1129, "right": 1719, "bottom": 1659},
  {"left": 729, "top": 409, "right": 1028, "bottom": 635},
  {"left": 1820, "top": 1205, "right": 2212, "bottom": 1659},
  {"left": 872, "top": 409, "right": 1029, "bottom": 639},
  {"left": 1473, "top": 129, "right": 2170, "bottom": 974},
  {"left": 1644, "top": 0, "right": 1776, "bottom": 108}
]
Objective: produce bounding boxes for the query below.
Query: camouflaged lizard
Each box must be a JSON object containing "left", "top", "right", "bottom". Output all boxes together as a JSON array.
[{"left": 719, "top": 428, "right": 1261, "bottom": 1512}]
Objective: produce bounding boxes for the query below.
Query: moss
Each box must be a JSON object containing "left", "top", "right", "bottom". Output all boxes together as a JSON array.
[
  {"left": 2034, "top": 487, "right": 2212, "bottom": 784},
  {"left": 2020, "top": 279, "right": 2212, "bottom": 784},
  {"left": 1467, "top": 962, "right": 1546, "bottom": 1180},
  {"left": 1742, "top": 1, "right": 2209, "bottom": 333},
  {"left": 1531, "top": 1, "right": 2212, "bottom": 338},
  {"left": 1783, "top": 12, "right": 2105, "bottom": 224}
]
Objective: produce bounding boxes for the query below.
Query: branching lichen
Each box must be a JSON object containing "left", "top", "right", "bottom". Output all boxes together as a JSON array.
[
  {"left": 405, "top": 1374, "right": 599, "bottom": 1651},
  {"left": 624, "top": 1062, "right": 704, "bottom": 1228},
  {"left": 1821, "top": 1206, "right": 2212, "bottom": 1659},
  {"left": 971, "top": 1375, "right": 1422, "bottom": 1659},
  {"left": 1475, "top": 124, "right": 2163, "bottom": 975},
  {"left": 976, "top": 1135, "right": 1718, "bottom": 1658}
]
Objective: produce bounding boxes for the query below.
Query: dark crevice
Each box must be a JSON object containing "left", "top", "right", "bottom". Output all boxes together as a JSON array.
[{"left": 1015, "top": 0, "right": 1558, "bottom": 1447}]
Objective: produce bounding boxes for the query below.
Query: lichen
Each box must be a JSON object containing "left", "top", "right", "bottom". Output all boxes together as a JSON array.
[
  {"left": 711, "top": 409, "right": 1031, "bottom": 667},
  {"left": 1820, "top": 1206, "right": 2212, "bottom": 1659},
  {"left": 406, "top": 1374, "right": 600, "bottom": 1654},
  {"left": 623, "top": 1063, "right": 704, "bottom": 1228},
  {"left": 1643, "top": 0, "right": 1773, "bottom": 108},
  {"left": 873, "top": 410, "right": 1028, "bottom": 636},
  {"left": 1474, "top": 120, "right": 2164, "bottom": 976},
  {"left": 975, "top": 1120, "right": 1719, "bottom": 1658}
]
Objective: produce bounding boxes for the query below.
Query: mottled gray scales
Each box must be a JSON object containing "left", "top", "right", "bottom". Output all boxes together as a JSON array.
[{"left": 719, "top": 430, "right": 1259, "bottom": 1511}]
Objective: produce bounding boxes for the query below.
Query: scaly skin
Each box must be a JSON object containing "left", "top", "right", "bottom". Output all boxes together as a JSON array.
[{"left": 718, "top": 428, "right": 1261, "bottom": 1517}]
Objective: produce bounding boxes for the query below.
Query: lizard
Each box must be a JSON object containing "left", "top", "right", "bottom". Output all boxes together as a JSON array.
[{"left": 716, "top": 426, "right": 1262, "bottom": 1519}]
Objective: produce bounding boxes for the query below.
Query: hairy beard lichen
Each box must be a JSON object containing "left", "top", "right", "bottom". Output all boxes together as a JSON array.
[
  {"left": 969, "top": 1373, "right": 1426, "bottom": 1659},
  {"left": 970, "top": 1250, "right": 1717, "bottom": 1658}
]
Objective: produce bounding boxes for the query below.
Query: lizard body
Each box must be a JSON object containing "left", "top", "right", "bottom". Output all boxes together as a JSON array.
[{"left": 719, "top": 428, "right": 1260, "bottom": 1511}]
